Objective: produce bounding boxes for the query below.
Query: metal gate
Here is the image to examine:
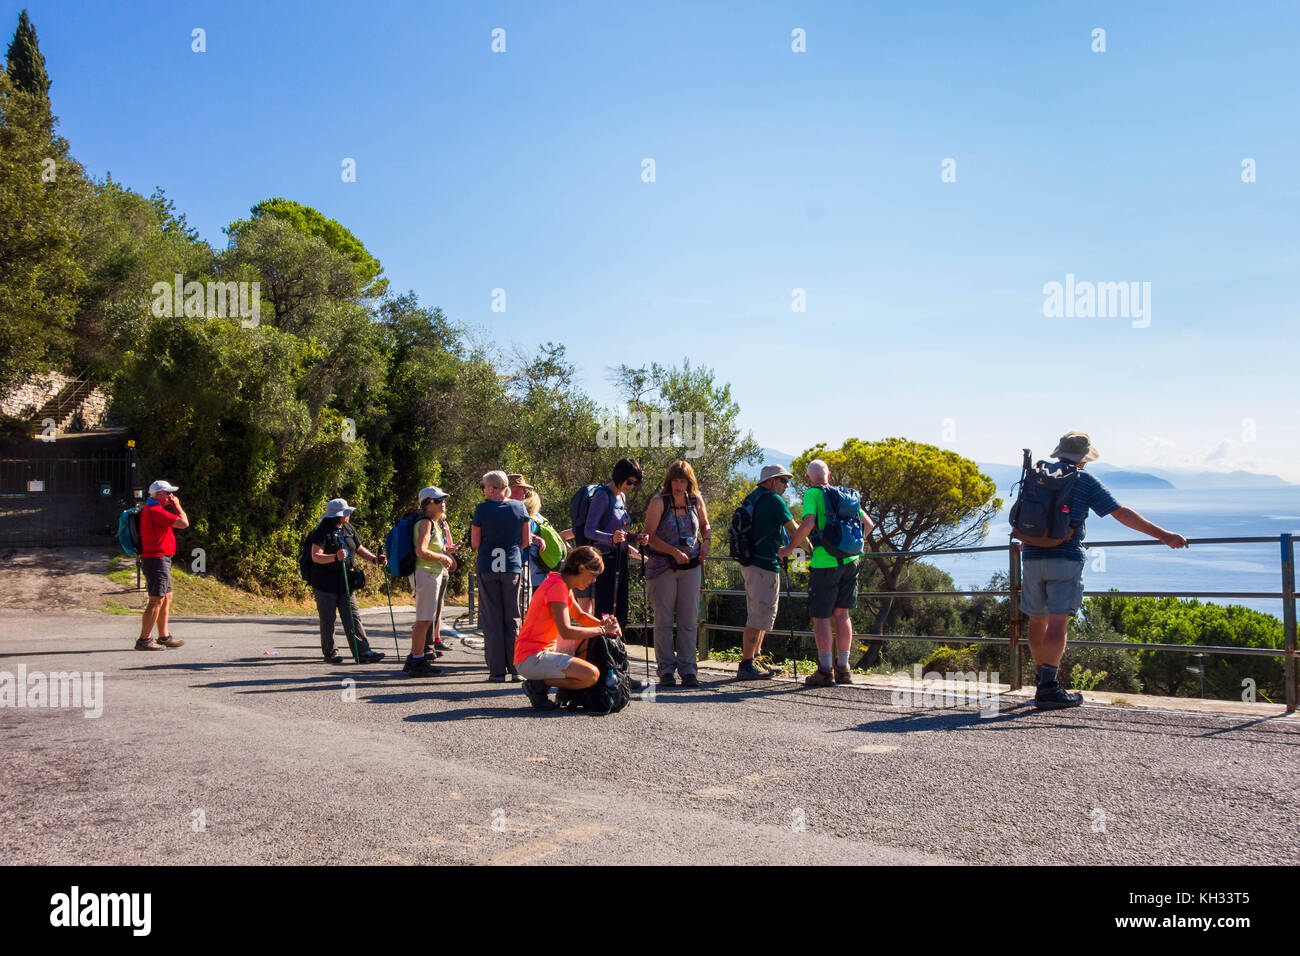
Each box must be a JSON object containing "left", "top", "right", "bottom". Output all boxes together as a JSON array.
[{"left": 0, "top": 447, "right": 138, "bottom": 548}]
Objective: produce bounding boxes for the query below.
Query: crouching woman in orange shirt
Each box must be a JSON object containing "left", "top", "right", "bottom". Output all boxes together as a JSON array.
[{"left": 515, "top": 546, "right": 622, "bottom": 711}]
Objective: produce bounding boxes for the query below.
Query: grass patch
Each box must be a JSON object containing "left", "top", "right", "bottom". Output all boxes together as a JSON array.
[{"left": 102, "top": 560, "right": 439, "bottom": 617}]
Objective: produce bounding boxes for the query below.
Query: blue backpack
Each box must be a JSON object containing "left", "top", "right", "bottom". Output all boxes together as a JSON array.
[
  {"left": 384, "top": 510, "right": 423, "bottom": 576},
  {"left": 1009, "top": 449, "right": 1078, "bottom": 547},
  {"left": 116, "top": 505, "right": 142, "bottom": 556},
  {"left": 811, "top": 486, "right": 865, "bottom": 562}
]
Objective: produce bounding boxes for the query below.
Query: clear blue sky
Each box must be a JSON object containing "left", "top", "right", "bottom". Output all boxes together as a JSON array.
[{"left": 12, "top": 0, "right": 1300, "bottom": 478}]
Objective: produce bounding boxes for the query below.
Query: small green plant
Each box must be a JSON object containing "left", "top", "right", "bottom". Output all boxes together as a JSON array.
[
  {"left": 103, "top": 600, "right": 135, "bottom": 615},
  {"left": 1070, "top": 667, "right": 1108, "bottom": 691}
]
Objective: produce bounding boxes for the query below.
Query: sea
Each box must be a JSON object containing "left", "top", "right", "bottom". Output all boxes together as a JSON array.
[{"left": 924, "top": 486, "right": 1300, "bottom": 620}]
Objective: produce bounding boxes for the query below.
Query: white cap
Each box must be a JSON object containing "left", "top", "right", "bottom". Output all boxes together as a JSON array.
[
  {"left": 149, "top": 480, "right": 180, "bottom": 494},
  {"left": 418, "top": 486, "right": 449, "bottom": 503}
]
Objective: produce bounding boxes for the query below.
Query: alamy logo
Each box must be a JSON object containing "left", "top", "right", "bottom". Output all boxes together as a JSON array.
[
  {"left": 1042, "top": 273, "right": 1151, "bottom": 328},
  {"left": 150, "top": 273, "right": 260, "bottom": 328},
  {"left": 50, "top": 886, "right": 151, "bottom": 936},
  {"left": 0, "top": 665, "right": 103, "bottom": 718},
  {"left": 596, "top": 411, "right": 705, "bottom": 458},
  {"left": 891, "top": 665, "right": 1002, "bottom": 718}
]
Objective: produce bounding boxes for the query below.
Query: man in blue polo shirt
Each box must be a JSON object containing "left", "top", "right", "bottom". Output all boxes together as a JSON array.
[{"left": 1021, "top": 432, "right": 1187, "bottom": 709}]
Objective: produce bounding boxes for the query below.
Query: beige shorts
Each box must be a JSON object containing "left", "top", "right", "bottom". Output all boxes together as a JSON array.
[
  {"left": 516, "top": 650, "right": 574, "bottom": 681},
  {"left": 413, "top": 567, "right": 448, "bottom": 622},
  {"left": 740, "top": 564, "right": 780, "bottom": 631}
]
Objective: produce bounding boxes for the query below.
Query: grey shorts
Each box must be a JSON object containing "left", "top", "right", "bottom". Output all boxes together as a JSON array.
[
  {"left": 740, "top": 564, "right": 780, "bottom": 631},
  {"left": 1019, "top": 558, "right": 1085, "bottom": 617},
  {"left": 516, "top": 650, "right": 574, "bottom": 681},
  {"left": 809, "top": 562, "right": 858, "bottom": 618},
  {"left": 142, "top": 556, "right": 172, "bottom": 597}
]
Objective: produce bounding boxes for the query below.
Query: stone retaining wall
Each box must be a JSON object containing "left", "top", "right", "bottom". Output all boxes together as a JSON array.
[{"left": 1, "top": 372, "right": 72, "bottom": 419}]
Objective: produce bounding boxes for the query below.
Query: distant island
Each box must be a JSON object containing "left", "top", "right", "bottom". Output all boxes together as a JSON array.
[{"left": 749, "top": 446, "right": 1296, "bottom": 492}]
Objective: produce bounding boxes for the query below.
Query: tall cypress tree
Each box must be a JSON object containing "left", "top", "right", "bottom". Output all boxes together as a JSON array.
[
  {"left": 5, "top": 9, "right": 50, "bottom": 97},
  {"left": 0, "top": 9, "right": 79, "bottom": 393}
]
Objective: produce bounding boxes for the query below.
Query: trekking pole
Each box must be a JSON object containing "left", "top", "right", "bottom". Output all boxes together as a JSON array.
[
  {"left": 782, "top": 558, "right": 798, "bottom": 677},
  {"left": 383, "top": 562, "right": 401, "bottom": 658},
  {"left": 639, "top": 542, "right": 650, "bottom": 683},
  {"left": 338, "top": 548, "right": 361, "bottom": 663}
]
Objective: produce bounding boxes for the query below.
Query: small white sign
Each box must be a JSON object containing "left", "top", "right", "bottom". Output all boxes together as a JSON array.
[{"left": 27, "top": 480, "right": 44, "bottom": 493}]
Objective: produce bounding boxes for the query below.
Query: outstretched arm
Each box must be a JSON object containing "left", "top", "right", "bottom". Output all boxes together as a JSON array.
[{"left": 1111, "top": 507, "right": 1187, "bottom": 548}]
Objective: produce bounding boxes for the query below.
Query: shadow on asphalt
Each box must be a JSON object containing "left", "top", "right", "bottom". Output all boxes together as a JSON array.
[
  {"left": 0, "top": 648, "right": 149, "bottom": 658},
  {"left": 405, "top": 706, "right": 529, "bottom": 722},
  {"left": 843, "top": 704, "right": 1044, "bottom": 735}
]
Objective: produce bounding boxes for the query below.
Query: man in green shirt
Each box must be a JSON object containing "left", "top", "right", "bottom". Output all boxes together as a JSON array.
[
  {"left": 782, "top": 459, "right": 874, "bottom": 687},
  {"left": 736, "top": 465, "right": 800, "bottom": 680}
]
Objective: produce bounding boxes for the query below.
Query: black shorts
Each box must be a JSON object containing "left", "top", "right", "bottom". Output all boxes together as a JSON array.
[
  {"left": 142, "top": 556, "right": 173, "bottom": 597},
  {"left": 808, "top": 562, "right": 858, "bottom": 618}
]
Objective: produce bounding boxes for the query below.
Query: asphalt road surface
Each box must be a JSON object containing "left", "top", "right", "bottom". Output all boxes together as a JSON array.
[{"left": 2, "top": 607, "right": 1297, "bottom": 865}]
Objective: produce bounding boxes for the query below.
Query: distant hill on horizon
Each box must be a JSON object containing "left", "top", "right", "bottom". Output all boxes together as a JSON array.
[{"left": 749, "top": 446, "right": 1294, "bottom": 491}]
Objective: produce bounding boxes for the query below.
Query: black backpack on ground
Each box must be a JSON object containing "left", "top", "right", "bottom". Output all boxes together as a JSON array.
[
  {"left": 569, "top": 483, "right": 614, "bottom": 547},
  {"left": 1009, "top": 448, "right": 1079, "bottom": 547},
  {"left": 557, "top": 633, "right": 632, "bottom": 714}
]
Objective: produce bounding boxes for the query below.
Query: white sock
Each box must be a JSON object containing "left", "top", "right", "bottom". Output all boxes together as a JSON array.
[
  {"left": 818, "top": 651, "right": 832, "bottom": 670},
  {"left": 836, "top": 649, "right": 849, "bottom": 668}
]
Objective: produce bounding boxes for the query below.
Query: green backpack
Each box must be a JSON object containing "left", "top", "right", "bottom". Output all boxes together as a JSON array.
[{"left": 532, "top": 513, "right": 568, "bottom": 571}]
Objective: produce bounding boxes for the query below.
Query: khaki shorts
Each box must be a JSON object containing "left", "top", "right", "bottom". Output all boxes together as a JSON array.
[
  {"left": 413, "top": 567, "right": 448, "bottom": 622},
  {"left": 740, "top": 564, "right": 780, "bottom": 631},
  {"left": 516, "top": 650, "right": 574, "bottom": 681}
]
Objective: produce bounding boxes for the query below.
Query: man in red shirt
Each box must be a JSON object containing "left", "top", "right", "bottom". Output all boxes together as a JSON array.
[{"left": 137, "top": 479, "right": 190, "bottom": 651}]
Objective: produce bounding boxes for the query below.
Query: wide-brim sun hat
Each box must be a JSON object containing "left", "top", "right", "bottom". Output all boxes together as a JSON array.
[
  {"left": 759, "top": 464, "right": 793, "bottom": 483},
  {"left": 1051, "top": 431, "right": 1100, "bottom": 464},
  {"left": 321, "top": 497, "right": 357, "bottom": 519}
]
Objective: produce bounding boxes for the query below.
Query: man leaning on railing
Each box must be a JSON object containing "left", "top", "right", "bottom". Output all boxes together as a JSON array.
[{"left": 1019, "top": 432, "right": 1187, "bottom": 710}]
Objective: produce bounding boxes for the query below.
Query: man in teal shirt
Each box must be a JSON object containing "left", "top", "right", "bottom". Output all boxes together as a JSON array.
[
  {"left": 736, "top": 465, "right": 800, "bottom": 680},
  {"left": 782, "top": 459, "right": 874, "bottom": 687}
]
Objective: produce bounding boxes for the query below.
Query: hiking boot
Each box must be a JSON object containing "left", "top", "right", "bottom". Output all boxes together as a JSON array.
[
  {"left": 1035, "top": 683, "right": 1083, "bottom": 710},
  {"left": 803, "top": 668, "right": 834, "bottom": 688},
  {"left": 736, "top": 660, "right": 773, "bottom": 681},
  {"left": 679, "top": 673, "right": 700, "bottom": 689},
  {"left": 488, "top": 674, "right": 507, "bottom": 683},
  {"left": 324, "top": 653, "right": 344, "bottom": 665},
  {"left": 754, "top": 654, "right": 780, "bottom": 676},
  {"left": 432, "top": 639, "right": 451, "bottom": 653},
  {"left": 358, "top": 650, "right": 385, "bottom": 664},
  {"left": 628, "top": 677, "right": 644, "bottom": 692},
  {"left": 157, "top": 635, "right": 184, "bottom": 648},
  {"left": 402, "top": 655, "right": 441, "bottom": 677},
  {"left": 134, "top": 638, "right": 166, "bottom": 651},
  {"left": 833, "top": 665, "right": 853, "bottom": 684},
  {"left": 523, "top": 679, "right": 558, "bottom": 711},
  {"left": 659, "top": 674, "right": 677, "bottom": 686}
]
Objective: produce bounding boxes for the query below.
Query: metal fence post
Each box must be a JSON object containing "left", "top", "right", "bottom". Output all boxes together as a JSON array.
[
  {"left": 1008, "top": 541, "right": 1022, "bottom": 691},
  {"left": 1282, "top": 534, "right": 1296, "bottom": 713},
  {"left": 697, "top": 566, "right": 710, "bottom": 660}
]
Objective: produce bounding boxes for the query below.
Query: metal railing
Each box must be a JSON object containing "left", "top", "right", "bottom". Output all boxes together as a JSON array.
[{"left": 467, "top": 534, "right": 1299, "bottom": 712}]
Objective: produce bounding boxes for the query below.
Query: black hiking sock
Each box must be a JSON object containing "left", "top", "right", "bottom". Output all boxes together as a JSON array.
[
  {"left": 741, "top": 658, "right": 753, "bottom": 666},
  {"left": 1036, "top": 664, "right": 1059, "bottom": 688}
]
